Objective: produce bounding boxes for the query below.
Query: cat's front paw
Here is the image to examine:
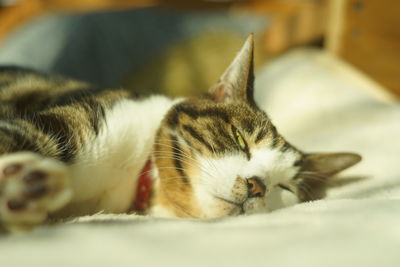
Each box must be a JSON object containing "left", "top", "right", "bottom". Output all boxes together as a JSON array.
[{"left": 0, "top": 152, "right": 72, "bottom": 232}]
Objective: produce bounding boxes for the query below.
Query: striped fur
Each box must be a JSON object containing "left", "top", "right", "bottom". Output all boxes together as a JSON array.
[{"left": 0, "top": 35, "right": 361, "bottom": 231}]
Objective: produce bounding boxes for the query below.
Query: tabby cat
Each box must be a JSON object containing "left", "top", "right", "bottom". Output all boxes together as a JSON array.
[{"left": 0, "top": 35, "right": 361, "bottom": 232}]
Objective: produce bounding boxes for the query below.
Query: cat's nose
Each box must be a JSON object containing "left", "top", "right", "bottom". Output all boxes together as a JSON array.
[{"left": 246, "top": 177, "right": 266, "bottom": 198}]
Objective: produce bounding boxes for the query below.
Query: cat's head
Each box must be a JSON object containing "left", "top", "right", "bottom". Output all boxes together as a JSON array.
[{"left": 151, "top": 35, "right": 361, "bottom": 218}]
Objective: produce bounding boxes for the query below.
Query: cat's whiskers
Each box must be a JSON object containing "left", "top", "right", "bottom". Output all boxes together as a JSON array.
[
  {"left": 208, "top": 143, "right": 223, "bottom": 177},
  {"left": 154, "top": 139, "right": 191, "bottom": 154},
  {"left": 155, "top": 137, "right": 214, "bottom": 160},
  {"left": 162, "top": 190, "right": 198, "bottom": 219},
  {"left": 152, "top": 154, "right": 216, "bottom": 180},
  {"left": 152, "top": 153, "right": 198, "bottom": 167},
  {"left": 196, "top": 143, "right": 227, "bottom": 196},
  {"left": 158, "top": 177, "right": 203, "bottom": 187},
  {"left": 108, "top": 137, "right": 192, "bottom": 170},
  {"left": 153, "top": 140, "right": 217, "bottom": 178},
  {"left": 152, "top": 150, "right": 200, "bottom": 171},
  {"left": 153, "top": 141, "right": 198, "bottom": 162}
]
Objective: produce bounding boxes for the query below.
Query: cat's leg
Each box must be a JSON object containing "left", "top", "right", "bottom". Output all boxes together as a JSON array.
[
  {"left": 0, "top": 152, "right": 72, "bottom": 232},
  {"left": 0, "top": 120, "right": 73, "bottom": 232}
]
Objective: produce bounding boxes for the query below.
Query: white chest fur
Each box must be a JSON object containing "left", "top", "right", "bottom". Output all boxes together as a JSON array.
[{"left": 64, "top": 96, "right": 175, "bottom": 215}]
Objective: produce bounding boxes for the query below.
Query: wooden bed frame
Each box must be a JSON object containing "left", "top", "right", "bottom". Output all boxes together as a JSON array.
[{"left": 326, "top": 0, "right": 400, "bottom": 97}]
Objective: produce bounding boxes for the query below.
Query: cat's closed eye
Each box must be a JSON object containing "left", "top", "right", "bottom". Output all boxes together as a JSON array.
[
  {"left": 231, "top": 126, "right": 247, "bottom": 151},
  {"left": 231, "top": 125, "right": 251, "bottom": 159},
  {"left": 278, "top": 184, "right": 294, "bottom": 193}
]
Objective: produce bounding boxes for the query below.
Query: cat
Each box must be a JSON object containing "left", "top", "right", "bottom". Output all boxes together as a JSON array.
[{"left": 0, "top": 35, "right": 361, "bottom": 232}]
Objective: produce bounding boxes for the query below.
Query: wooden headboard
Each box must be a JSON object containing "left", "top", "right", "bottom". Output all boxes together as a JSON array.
[{"left": 326, "top": 0, "right": 400, "bottom": 97}]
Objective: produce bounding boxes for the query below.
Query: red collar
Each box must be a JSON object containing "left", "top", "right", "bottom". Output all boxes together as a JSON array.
[{"left": 133, "top": 160, "right": 153, "bottom": 212}]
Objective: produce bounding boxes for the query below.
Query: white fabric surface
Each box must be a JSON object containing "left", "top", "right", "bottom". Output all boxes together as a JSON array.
[{"left": 1, "top": 49, "right": 400, "bottom": 267}]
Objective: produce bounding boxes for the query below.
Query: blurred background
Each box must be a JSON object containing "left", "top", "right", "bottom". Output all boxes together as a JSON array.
[{"left": 0, "top": 0, "right": 398, "bottom": 98}]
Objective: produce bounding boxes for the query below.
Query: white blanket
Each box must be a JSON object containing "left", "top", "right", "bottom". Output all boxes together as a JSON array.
[{"left": 2, "top": 49, "right": 400, "bottom": 267}]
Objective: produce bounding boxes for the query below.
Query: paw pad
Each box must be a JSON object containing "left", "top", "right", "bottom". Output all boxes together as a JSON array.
[
  {"left": 3, "top": 164, "right": 22, "bottom": 176},
  {"left": 0, "top": 152, "right": 72, "bottom": 231},
  {"left": 7, "top": 199, "right": 27, "bottom": 211}
]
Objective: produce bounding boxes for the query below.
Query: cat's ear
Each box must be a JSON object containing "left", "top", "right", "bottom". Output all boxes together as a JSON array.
[
  {"left": 209, "top": 34, "right": 255, "bottom": 104},
  {"left": 301, "top": 153, "right": 362, "bottom": 176},
  {"left": 296, "top": 152, "right": 361, "bottom": 201}
]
